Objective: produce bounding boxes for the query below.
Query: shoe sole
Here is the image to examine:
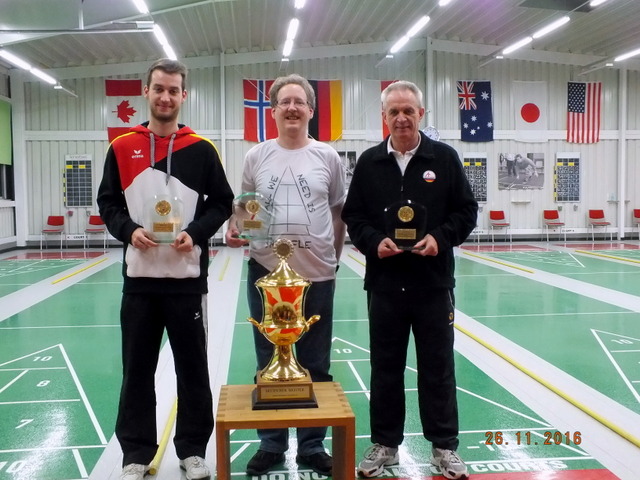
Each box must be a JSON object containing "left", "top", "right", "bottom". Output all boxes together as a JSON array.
[
  {"left": 357, "top": 454, "right": 399, "bottom": 478},
  {"left": 430, "top": 458, "right": 468, "bottom": 480}
]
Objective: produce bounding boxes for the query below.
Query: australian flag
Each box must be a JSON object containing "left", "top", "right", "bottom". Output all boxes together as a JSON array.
[{"left": 457, "top": 81, "right": 493, "bottom": 142}]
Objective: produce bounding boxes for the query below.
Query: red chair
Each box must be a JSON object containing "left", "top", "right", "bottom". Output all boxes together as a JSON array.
[
  {"left": 542, "top": 209, "right": 566, "bottom": 242},
  {"left": 587, "top": 209, "right": 612, "bottom": 241},
  {"left": 489, "top": 210, "right": 511, "bottom": 242},
  {"left": 84, "top": 215, "right": 107, "bottom": 249},
  {"left": 633, "top": 209, "right": 640, "bottom": 238},
  {"left": 41, "top": 215, "right": 65, "bottom": 249}
]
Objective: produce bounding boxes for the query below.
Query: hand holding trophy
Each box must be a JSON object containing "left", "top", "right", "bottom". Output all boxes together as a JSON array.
[
  {"left": 232, "top": 192, "right": 273, "bottom": 242},
  {"left": 383, "top": 199, "right": 427, "bottom": 250},
  {"left": 144, "top": 194, "right": 184, "bottom": 243}
]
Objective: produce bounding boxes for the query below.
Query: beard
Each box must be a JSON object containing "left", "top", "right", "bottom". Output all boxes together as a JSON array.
[{"left": 150, "top": 105, "right": 179, "bottom": 124}]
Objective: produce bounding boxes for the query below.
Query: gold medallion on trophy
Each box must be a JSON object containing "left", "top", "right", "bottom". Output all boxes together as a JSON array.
[
  {"left": 397, "top": 205, "right": 414, "bottom": 223},
  {"left": 155, "top": 200, "right": 172, "bottom": 216},
  {"left": 246, "top": 199, "right": 261, "bottom": 215}
]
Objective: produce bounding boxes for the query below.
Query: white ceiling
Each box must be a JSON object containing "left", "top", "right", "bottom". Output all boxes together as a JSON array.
[{"left": 0, "top": 0, "right": 639, "bottom": 73}]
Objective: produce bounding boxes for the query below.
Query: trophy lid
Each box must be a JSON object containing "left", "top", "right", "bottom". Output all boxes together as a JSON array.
[{"left": 255, "top": 238, "right": 310, "bottom": 288}]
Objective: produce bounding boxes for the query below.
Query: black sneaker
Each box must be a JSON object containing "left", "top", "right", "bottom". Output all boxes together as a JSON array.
[
  {"left": 246, "top": 450, "right": 285, "bottom": 475},
  {"left": 296, "top": 451, "right": 332, "bottom": 476}
]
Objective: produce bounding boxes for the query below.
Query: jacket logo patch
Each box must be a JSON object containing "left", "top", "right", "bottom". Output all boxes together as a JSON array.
[
  {"left": 423, "top": 170, "right": 436, "bottom": 183},
  {"left": 131, "top": 149, "right": 144, "bottom": 159}
]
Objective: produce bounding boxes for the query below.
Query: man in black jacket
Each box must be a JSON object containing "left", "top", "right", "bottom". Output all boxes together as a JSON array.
[{"left": 342, "top": 80, "right": 477, "bottom": 480}]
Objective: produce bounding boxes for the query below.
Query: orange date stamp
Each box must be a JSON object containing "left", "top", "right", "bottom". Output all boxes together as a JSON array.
[{"left": 485, "top": 430, "right": 582, "bottom": 446}]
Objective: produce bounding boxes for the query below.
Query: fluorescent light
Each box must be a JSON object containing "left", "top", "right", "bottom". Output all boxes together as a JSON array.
[
  {"left": 532, "top": 15, "right": 570, "bottom": 39},
  {"left": 614, "top": 47, "right": 640, "bottom": 62},
  {"left": 283, "top": 39, "right": 294, "bottom": 58},
  {"left": 163, "top": 45, "right": 177, "bottom": 60},
  {"left": 135, "top": 21, "right": 155, "bottom": 29},
  {"left": 0, "top": 50, "right": 32, "bottom": 70},
  {"left": 590, "top": 0, "right": 608, "bottom": 6},
  {"left": 153, "top": 24, "right": 169, "bottom": 46},
  {"left": 132, "top": 0, "right": 149, "bottom": 14},
  {"left": 390, "top": 35, "right": 410, "bottom": 54},
  {"left": 502, "top": 36, "right": 532, "bottom": 55},
  {"left": 439, "top": 0, "right": 453, "bottom": 6},
  {"left": 287, "top": 18, "right": 300, "bottom": 40},
  {"left": 294, "top": 0, "right": 306, "bottom": 8},
  {"left": 30, "top": 68, "right": 57, "bottom": 85},
  {"left": 407, "top": 15, "right": 430, "bottom": 37}
]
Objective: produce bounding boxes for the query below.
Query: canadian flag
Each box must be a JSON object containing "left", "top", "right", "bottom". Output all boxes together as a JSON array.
[{"left": 105, "top": 79, "right": 143, "bottom": 143}]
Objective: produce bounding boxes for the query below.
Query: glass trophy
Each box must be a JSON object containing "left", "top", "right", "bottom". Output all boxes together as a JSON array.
[
  {"left": 383, "top": 199, "right": 427, "bottom": 250},
  {"left": 144, "top": 194, "right": 184, "bottom": 243},
  {"left": 233, "top": 192, "right": 273, "bottom": 241}
]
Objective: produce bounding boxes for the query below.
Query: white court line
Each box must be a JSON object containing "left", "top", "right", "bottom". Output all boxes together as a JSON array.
[
  {"left": 0, "top": 370, "right": 27, "bottom": 394},
  {"left": 73, "top": 448, "right": 89, "bottom": 478},
  {"left": 0, "top": 399, "right": 80, "bottom": 405}
]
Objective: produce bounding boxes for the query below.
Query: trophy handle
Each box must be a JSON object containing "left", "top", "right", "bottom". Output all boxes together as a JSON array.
[
  {"left": 247, "top": 317, "right": 264, "bottom": 333},
  {"left": 304, "top": 315, "right": 321, "bottom": 331}
]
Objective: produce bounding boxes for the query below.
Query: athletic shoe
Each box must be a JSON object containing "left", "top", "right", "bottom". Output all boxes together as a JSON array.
[
  {"left": 296, "top": 451, "right": 333, "bottom": 476},
  {"left": 430, "top": 448, "right": 469, "bottom": 480},
  {"left": 120, "top": 463, "right": 148, "bottom": 480},
  {"left": 357, "top": 443, "right": 399, "bottom": 477},
  {"left": 246, "top": 450, "right": 285, "bottom": 475},
  {"left": 179, "top": 456, "right": 211, "bottom": 480}
]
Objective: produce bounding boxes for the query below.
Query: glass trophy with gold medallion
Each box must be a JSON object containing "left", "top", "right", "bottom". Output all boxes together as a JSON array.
[
  {"left": 144, "top": 194, "right": 184, "bottom": 243},
  {"left": 232, "top": 192, "right": 273, "bottom": 241},
  {"left": 383, "top": 199, "right": 427, "bottom": 250}
]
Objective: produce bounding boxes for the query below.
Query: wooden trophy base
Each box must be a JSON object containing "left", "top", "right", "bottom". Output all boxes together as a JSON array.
[{"left": 252, "top": 369, "right": 318, "bottom": 410}]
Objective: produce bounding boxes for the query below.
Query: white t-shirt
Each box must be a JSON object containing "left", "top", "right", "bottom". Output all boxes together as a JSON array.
[{"left": 242, "top": 139, "right": 346, "bottom": 281}]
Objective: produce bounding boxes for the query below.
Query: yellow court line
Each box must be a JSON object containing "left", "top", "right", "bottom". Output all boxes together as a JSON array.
[
  {"left": 51, "top": 257, "right": 108, "bottom": 284},
  {"left": 575, "top": 249, "right": 640, "bottom": 265},
  {"left": 218, "top": 255, "right": 231, "bottom": 281},
  {"left": 455, "top": 323, "right": 640, "bottom": 449},
  {"left": 149, "top": 398, "right": 178, "bottom": 475},
  {"left": 347, "top": 253, "right": 366, "bottom": 267},
  {"left": 462, "top": 251, "right": 535, "bottom": 274}
]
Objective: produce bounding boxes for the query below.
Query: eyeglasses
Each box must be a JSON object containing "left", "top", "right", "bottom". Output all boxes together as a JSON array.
[{"left": 275, "top": 98, "right": 309, "bottom": 108}]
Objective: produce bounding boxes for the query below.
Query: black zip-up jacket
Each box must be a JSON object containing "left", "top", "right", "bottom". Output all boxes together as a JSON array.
[{"left": 342, "top": 132, "right": 478, "bottom": 292}]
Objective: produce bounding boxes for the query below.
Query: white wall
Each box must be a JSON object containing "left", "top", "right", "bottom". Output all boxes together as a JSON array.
[{"left": 5, "top": 40, "right": 640, "bottom": 245}]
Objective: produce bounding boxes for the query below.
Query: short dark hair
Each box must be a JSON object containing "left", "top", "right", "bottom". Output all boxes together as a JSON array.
[
  {"left": 146, "top": 58, "right": 188, "bottom": 91},
  {"left": 269, "top": 74, "right": 316, "bottom": 110}
]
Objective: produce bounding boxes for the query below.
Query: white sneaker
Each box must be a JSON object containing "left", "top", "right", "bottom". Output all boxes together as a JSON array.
[
  {"left": 120, "top": 463, "right": 148, "bottom": 480},
  {"left": 357, "top": 443, "right": 399, "bottom": 477},
  {"left": 179, "top": 456, "right": 211, "bottom": 480},
  {"left": 430, "top": 448, "right": 469, "bottom": 480}
]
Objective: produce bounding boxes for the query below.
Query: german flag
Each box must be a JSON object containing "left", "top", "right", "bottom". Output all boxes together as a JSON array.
[{"left": 308, "top": 80, "right": 342, "bottom": 141}]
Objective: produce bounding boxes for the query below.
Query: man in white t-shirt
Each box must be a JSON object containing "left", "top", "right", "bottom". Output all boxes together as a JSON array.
[{"left": 226, "top": 74, "right": 346, "bottom": 477}]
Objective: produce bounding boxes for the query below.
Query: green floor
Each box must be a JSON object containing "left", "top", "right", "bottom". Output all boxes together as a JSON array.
[{"left": 1, "top": 243, "right": 639, "bottom": 479}]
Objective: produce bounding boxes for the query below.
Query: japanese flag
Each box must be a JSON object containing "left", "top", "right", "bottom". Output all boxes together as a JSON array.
[
  {"left": 105, "top": 79, "right": 144, "bottom": 143},
  {"left": 512, "top": 81, "right": 548, "bottom": 143}
]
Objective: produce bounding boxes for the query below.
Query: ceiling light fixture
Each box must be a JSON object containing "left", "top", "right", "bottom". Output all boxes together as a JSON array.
[
  {"left": 132, "top": 0, "right": 149, "bottom": 14},
  {"left": 589, "top": 0, "right": 608, "bottom": 6},
  {"left": 502, "top": 36, "right": 532, "bottom": 55},
  {"left": 614, "top": 47, "right": 640, "bottom": 62},
  {"left": 0, "top": 49, "right": 69, "bottom": 89},
  {"left": 294, "top": 0, "right": 306, "bottom": 8},
  {"left": 153, "top": 24, "right": 177, "bottom": 60},
  {"left": 439, "top": 0, "right": 453, "bottom": 6},
  {"left": 287, "top": 18, "right": 300, "bottom": 40},
  {"left": 532, "top": 15, "right": 570, "bottom": 39}
]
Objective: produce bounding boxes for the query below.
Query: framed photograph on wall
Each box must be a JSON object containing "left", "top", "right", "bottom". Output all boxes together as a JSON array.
[
  {"left": 498, "top": 152, "right": 544, "bottom": 190},
  {"left": 337, "top": 151, "right": 357, "bottom": 189}
]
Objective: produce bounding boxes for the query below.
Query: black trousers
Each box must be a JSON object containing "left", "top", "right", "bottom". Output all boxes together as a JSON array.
[
  {"left": 368, "top": 288, "right": 460, "bottom": 450},
  {"left": 116, "top": 293, "right": 214, "bottom": 466}
]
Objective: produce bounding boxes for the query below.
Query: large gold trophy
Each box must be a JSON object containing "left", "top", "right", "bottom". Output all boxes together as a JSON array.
[{"left": 248, "top": 238, "right": 320, "bottom": 410}]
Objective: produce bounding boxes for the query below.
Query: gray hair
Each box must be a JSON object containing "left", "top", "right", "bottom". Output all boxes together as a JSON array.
[
  {"left": 381, "top": 80, "right": 424, "bottom": 109},
  {"left": 269, "top": 74, "right": 316, "bottom": 109}
]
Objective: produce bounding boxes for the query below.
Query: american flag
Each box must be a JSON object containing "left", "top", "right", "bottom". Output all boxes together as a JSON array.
[
  {"left": 457, "top": 81, "right": 493, "bottom": 142},
  {"left": 567, "top": 81, "right": 602, "bottom": 144}
]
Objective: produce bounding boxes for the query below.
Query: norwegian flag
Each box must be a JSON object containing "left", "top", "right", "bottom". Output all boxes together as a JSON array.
[
  {"left": 105, "top": 79, "right": 143, "bottom": 143},
  {"left": 457, "top": 80, "right": 493, "bottom": 142},
  {"left": 243, "top": 79, "right": 277, "bottom": 142}
]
